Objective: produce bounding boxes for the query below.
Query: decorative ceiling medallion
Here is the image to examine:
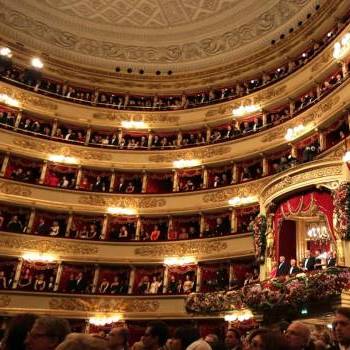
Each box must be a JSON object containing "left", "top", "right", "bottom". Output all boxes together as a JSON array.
[
  {"left": 134, "top": 240, "right": 228, "bottom": 257},
  {"left": 0, "top": 236, "right": 98, "bottom": 255},
  {"left": 78, "top": 195, "right": 166, "bottom": 209},
  {"left": 49, "top": 297, "right": 159, "bottom": 313},
  {"left": 12, "top": 138, "right": 113, "bottom": 161}
]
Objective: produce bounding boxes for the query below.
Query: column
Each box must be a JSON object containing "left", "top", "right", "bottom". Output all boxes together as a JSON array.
[
  {"left": 262, "top": 111, "right": 267, "bottom": 127},
  {"left": 296, "top": 221, "right": 307, "bottom": 264},
  {"left": 262, "top": 157, "right": 269, "bottom": 177},
  {"left": 128, "top": 267, "right": 135, "bottom": 294},
  {"left": 53, "top": 263, "right": 63, "bottom": 292},
  {"left": 109, "top": 170, "right": 116, "bottom": 192},
  {"left": 231, "top": 163, "right": 238, "bottom": 184},
  {"left": 172, "top": 170, "right": 179, "bottom": 192},
  {"left": 316, "top": 83, "right": 321, "bottom": 99},
  {"left": 0, "top": 154, "right": 9, "bottom": 177},
  {"left": 14, "top": 110, "right": 22, "bottom": 129},
  {"left": 135, "top": 216, "right": 141, "bottom": 241},
  {"left": 167, "top": 216, "right": 173, "bottom": 239},
  {"left": 118, "top": 128, "right": 123, "bottom": 144},
  {"left": 84, "top": 126, "right": 92, "bottom": 145},
  {"left": 65, "top": 213, "right": 73, "bottom": 237},
  {"left": 75, "top": 166, "right": 83, "bottom": 189},
  {"left": 92, "top": 265, "right": 100, "bottom": 294},
  {"left": 290, "top": 144, "right": 298, "bottom": 161},
  {"left": 51, "top": 119, "right": 58, "bottom": 137},
  {"left": 177, "top": 131, "right": 182, "bottom": 147},
  {"left": 26, "top": 208, "right": 36, "bottom": 234},
  {"left": 206, "top": 126, "right": 211, "bottom": 143},
  {"left": 148, "top": 132, "right": 153, "bottom": 148},
  {"left": 39, "top": 160, "right": 48, "bottom": 185},
  {"left": 162, "top": 265, "right": 169, "bottom": 294},
  {"left": 342, "top": 61, "right": 349, "bottom": 79},
  {"left": 195, "top": 265, "right": 201, "bottom": 292},
  {"left": 229, "top": 263, "right": 235, "bottom": 289},
  {"left": 289, "top": 99, "right": 295, "bottom": 116},
  {"left": 319, "top": 131, "right": 326, "bottom": 152},
  {"left": 202, "top": 166, "right": 208, "bottom": 189},
  {"left": 347, "top": 112, "right": 350, "bottom": 131},
  {"left": 230, "top": 209, "right": 237, "bottom": 233},
  {"left": 12, "top": 258, "right": 24, "bottom": 289},
  {"left": 141, "top": 172, "right": 148, "bottom": 193},
  {"left": 100, "top": 214, "right": 109, "bottom": 240},
  {"left": 199, "top": 213, "right": 205, "bottom": 238}
]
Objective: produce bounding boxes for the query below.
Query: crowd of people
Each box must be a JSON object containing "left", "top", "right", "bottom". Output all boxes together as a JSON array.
[{"left": 2, "top": 306, "right": 350, "bottom": 350}]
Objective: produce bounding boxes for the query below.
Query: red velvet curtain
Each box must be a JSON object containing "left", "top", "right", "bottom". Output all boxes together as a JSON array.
[
  {"left": 146, "top": 173, "right": 173, "bottom": 193},
  {"left": 5, "top": 157, "right": 42, "bottom": 178},
  {"left": 274, "top": 191, "right": 334, "bottom": 260},
  {"left": 200, "top": 263, "right": 229, "bottom": 292},
  {"left": 279, "top": 220, "right": 296, "bottom": 262}
]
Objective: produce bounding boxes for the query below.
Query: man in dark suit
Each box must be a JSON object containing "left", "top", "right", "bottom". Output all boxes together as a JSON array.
[
  {"left": 289, "top": 259, "right": 301, "bottom": 275},
  {"left": 276, "top": 256, "right": 289, "bottom": 276},
  {"left": 301, "top": 250, "right": 315, "bottom": 272},
  {"left": 331, "top": 307, "right": 350, "bottom": 350},
  {"left": 327, "top": 251, "right": 337, "bottom": 268},
  {"left": 75, "top": 272, "right": 87, "bottom": 293}
]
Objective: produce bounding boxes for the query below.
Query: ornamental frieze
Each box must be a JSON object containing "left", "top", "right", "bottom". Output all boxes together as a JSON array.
[
  {"left": 78, "top": 195, "right": 166, "bottom": 209},
  {"left": 261, "top": 164, "right": 343, "bottom": 202},
  {"left": 12, "top": 138, "right": 112, "bottom": 161},
  {"left": 311, "top": 49, "right": 333, "bottom": 73},
  {"left": 0, "top": 181, "right": 32, "bottom": 197},
  {"left": 49, "top": 297, "right": 159, "bottom": 313},
  {"left": 0, "top": 237, "right": 98, "bottom": 255},
  {"left": 148, "top": 146, "right": 231, "bottom": 163},
  {"left": 134, "top": 240, "right": 228, "bottom": 257},
  {"left": 93, "top": 112, "right": 180, "bottom": 124},
  {"left": 0, "top": 296, "right": 11, "bottom": 308}
]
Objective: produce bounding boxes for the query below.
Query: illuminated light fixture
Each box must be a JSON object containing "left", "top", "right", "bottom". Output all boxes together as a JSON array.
[
  {"left": 232, "top": 104, "right": 261, "bottom": 117},
  {"left": 107, "top": 207, "right": 137, "bottom": 215},
  {"left": 228, "top": 196, "right": 258, "bottom": 207},
  {"left": 333, "top": 33, "right": 350, "bottom": 59},
  {"left": 284, "top": 124, "right": 305, "bottom": 141},
  {"left": 224, "top": 309, "right": 254, "bottom": 322},
  {"left": 327, "top": 31, "right": 333, "bottom": 38},
  {"left": 22, "top": 252, "right": 57, "bottom": 263},
  {"left": 0, "top": 93, "right": 20, "bottom": 108},
  {"left": 173, "top": 159, "right": 201, "bottom": 169},
  {"left": 307, "top": 222, "right": 330, "bottom": 242},
  {"left": 48, "top": 154, "right": 79, "bottom": 164},
  {"left": 121, "top": 121, "right": 148, "bottom": 129},
  {"left": 88, "top": 314, "right": 121, "bottom": 326},
  {"left": 0, "top": 47, "right": 12, "bottom": 58},
  {"left": 343, "top": 151, "right": 350, "bottom": 162},
  {"left": 31, "top": 57, "right": 44, "bottom": 69},
  {"left": 164, "top": 256, "right": 197, "bottom": 266}
]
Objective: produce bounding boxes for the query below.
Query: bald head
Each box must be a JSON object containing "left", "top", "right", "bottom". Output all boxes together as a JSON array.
[{"left": 286, "top": 321, "right": 311, "bottom": 350}]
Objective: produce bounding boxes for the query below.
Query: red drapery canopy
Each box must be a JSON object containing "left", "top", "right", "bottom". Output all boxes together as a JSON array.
[{"left": 273, "top": 191, "right": 334, "bottom": 259}]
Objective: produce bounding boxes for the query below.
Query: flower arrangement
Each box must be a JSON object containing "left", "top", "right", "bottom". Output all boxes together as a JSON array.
[
  {"left": 186, "top": 268, "right": 350, "bottom": 314},
  {"left": 252, "top": 214, "right": 267, "bottom": 259},
  {"left": 333, "top": 182, "right": 350, "bottom": 240}
]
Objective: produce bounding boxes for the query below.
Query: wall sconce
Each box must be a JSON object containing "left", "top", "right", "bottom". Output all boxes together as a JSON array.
[
  {"left": 0, "top": 93, "right": 20, "bottom": 108},
  {"left": 48, "top": 154, "right": 79, "bottom": 165},
  {"left": 232, "top": 104, "right": 261, "bottom": 117},
  {"left": 228, "top": 196, "right": 258, "bottom": 206},
  {"left": 173, "top": 159, "right": 201, "bottom": 168},
  {"left": 121, "top": 121, "right": 148, "bottom": 129},
  {"left": 224, "top": 309, "right": 253, "bottom": 322},
  {"left": 163, "top": 256, "right": 197, "bottom": 266},
  {"left": 31, "top": 57, "right": 44, "bottom": 69},
  {"left": 88, "top": 314, "right": 122, "bottom": 326},
  {"left": 284, "top": 124, "right": 305, "bottom": 141},
  {"left": 107, "top": 207, "right": 137, "bottom": 215},
  {"left": 333, "top": 33, "right": 350, "bottom": 60},
  {"left": 22, "top": 252, "right": 57, "bottom": 263}
]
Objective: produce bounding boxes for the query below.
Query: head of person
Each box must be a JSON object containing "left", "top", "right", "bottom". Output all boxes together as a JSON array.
[
  {"left": 108, "top": 327, "right": 129, "bottom": 350},
  {"left": 225, "top": 328, "right": 241, "bottom": 349},
  {"left": 25, "top": 316, "right": 71, "bottom": 350},
  {"left": 1, "top": 313, "right": 38, "bottom": 350},
  {"left": 290, "top": 259, "right": 296, "bottom": 267},
  {"left": 142, "top": 321, "right": 169, "bottom": 350},
  {"left": 204, "top": 333, "right": 219, "bottom": 347},
  {"left": 55, "top": 333, "right": 107, "bottom": 350},
  {"left": 333, "top": 307, "right": 350, "bottom": 347},
  {"left": 247, "top": 328, "right": 288, "bottom": 350},
  {"left": 171, "top": 326, "right": 200, "bottom": 350},
  {"left": 279, "top": 256, "right": 285, "bottom": 263},
  {"left": 285, "top": 321, "right": 311, "bottom": 350},
  {"left": 305, "top": 250, "right": 311, "bottom": 258}
]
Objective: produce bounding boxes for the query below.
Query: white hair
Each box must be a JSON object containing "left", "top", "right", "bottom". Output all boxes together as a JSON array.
[{"left": 55, "top": 333, "right": 107, "bottom": 350}]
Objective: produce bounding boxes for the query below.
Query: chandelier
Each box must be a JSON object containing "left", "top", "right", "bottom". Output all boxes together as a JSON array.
[{"left": 307, "top": 223, "right": 330, "bottom": 242}]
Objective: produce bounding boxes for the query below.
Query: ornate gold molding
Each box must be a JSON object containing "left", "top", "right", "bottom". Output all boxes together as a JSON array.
[
  {"left": 0, "top": 181, "right": 32, "bottom": 197},
  {"left": 13, "top": 138, "right": 112, "bottom": 161},
  {"left": 0, "top": 237, "right": 98, "bottom": 255},
  {"left": 0, "top": 295, "right": 11, "bottom": 308},
  {"left": 49, "top": 297, "right": 159, "bottom": 313},
  {"left": 134, "top": 240, "right": 228, "bottom": 257},
  {"left": 78, "top": 195, "right": 166, "bottom": 209}
]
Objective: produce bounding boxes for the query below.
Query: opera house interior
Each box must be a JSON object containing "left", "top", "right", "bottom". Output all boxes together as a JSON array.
[{"left": 2, "top": 1, "right": 350, "bottom": 349}]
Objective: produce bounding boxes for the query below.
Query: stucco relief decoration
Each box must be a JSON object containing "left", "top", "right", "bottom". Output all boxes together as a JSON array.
[
  {"left": 303, "top": 96, "right": 341, "bottom": 125},
  {"left": 12, "top": 138, "right": 112, "bottom": 161},
  {"left": 0, "top": 181, "right": 32, "bottom": 197},
  {"left": 49, "top": 298, "right": 159, "bottom": 313},
  {"left": 93, "top": 112, "right": 180, "bottom": 124},
  {"left": 149, "top": 146, "right": 231, "bottom": 163},
  {"left": 0, "top": 237, "right": 98, "bottom": 255},
  {"left": 134, "top": 240, "right": 228, "bottom": 257},
  {"left": 0, "top": 0, "right": 310, "bottom": 64},
  {"left": 78, "top": 195, "right": 166, "bottom": 209},
  {"left": 0, "top": 296, "right": 11, "bottom": 308}
]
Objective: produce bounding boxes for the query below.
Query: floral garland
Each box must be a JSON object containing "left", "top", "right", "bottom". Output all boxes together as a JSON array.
[
  {"left": 186, "top": 268, "right": 350, "bottom": 314},
  {"left": 252, "top": 214, "right": 267, "bottom": 260},
  {"left": 333, "top": 182, "right": 350, "bottom": 240}
]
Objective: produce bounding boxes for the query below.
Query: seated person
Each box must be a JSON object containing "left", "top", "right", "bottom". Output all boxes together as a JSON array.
[
  {"left": 167, "top": 275, "right": 178, "bottom": 294},
  {"left": 178, "top": 227, "right": 189, "bottom": 240},
  {"left": 125, "top": 182, "right": 135, "bottom": 193},
  {"left": 203, "top": 223, "right": 213, "bottom": 238},
  {"left": 150, "top": 225, "right": 161, "bottom": 241},
  {"left": 116, "top": 177, "right": 126, "bottom": 193},
  {"left": 0, "top": 270, "right": 7, "bottom": 289},
  {"left": 240, "top": 167, "right": 252, "bottom": 182},
  {"left": 11, "top": 168, "right": 26, "bottom": 181},
  {"left": 49, "top": 220, "right": 61, "bottom": 236},
  {"left": 183, "top": 274, "right": 194, "bottom": 293},
  {"left": 137, "top": 275, "right": 150, "bottom": 294},
  {"left": 7, "top": 215, "right": 23, "bottom": 232},
  {"left": 76, "top": 225, "right": 89, "bottom": 239},
  {"left": 214, "top": 217, "right": 229, "bottom": 236},
  {"left": 47, "top": 276, "right": 55, "bottom": 291},
  {"left": 18, "top": 268, "right": 32, "bottom": 289},
  {"left": 92, "top": 176, "right": 106, "bottom": 192},
  {"left": 75, "top": 272, "right": 87, "bottom": 293},
  {"left": 181, "top": 179, "right": 195, "bottom": 192},
  {"left": 149, "top": 275, "right": 162, "bottom": 294},
  {"left": 36, "top": 218, "right": 49, "bottom": 235},
  {"left": 59, "top": 176, "right": 70, "bottom": 188},
  {"left": 87, "top": 224, "right": 98, "bottom": 240},
  {"left": 119, "top": 225, "right": 129, "bottom": 239},
  {"left": 188, "top": 226, "right": 198, "bottom": 239},
  {"left": 33, "top": 274, "right": 46, "bottom": 291},
  {"left": 212, "top": 175, "right": 221, "bottom": 188},
  {"left": 98, "top": 278, "right": 110, "bottom": 294}
]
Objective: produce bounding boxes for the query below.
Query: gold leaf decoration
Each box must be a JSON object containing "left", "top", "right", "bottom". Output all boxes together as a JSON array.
[
  {"left": 0, "top": 181, "right": 32, "bottom": 197},
  {"left": 0, "top": 296, "right": 11, "bottom": 307}
]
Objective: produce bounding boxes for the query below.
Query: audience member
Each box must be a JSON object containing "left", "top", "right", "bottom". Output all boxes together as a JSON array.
[
  {"left": 141, "top": 321, "right": 169, "bottom": 350},
  {"left": 332, "top": 307, "right": 350, "bottom": 350},
  {"left": 55, "top": 333, "right": 107, "bottom": 350},
  {"left": 108, "top": 327, "right": 129, "bottom": 350}
]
